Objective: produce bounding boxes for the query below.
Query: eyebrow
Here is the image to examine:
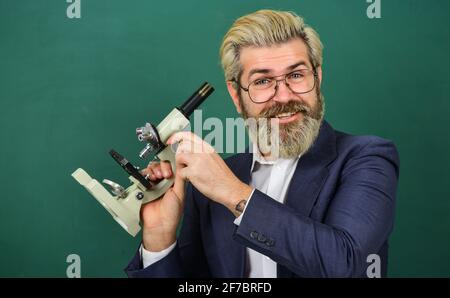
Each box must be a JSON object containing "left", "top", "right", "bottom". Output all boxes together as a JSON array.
[{"left": 247, "top": 60, "right": 308, "bottom": 82}]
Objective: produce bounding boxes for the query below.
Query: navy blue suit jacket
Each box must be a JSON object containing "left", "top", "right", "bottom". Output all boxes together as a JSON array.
[{"left": 125, "top": 121, "right": 399, "bottom": 278}]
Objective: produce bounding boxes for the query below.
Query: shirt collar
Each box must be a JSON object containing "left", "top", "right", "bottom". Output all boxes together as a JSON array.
[{"left": 250, "top": 142, "right": 301, "bottom": 172}]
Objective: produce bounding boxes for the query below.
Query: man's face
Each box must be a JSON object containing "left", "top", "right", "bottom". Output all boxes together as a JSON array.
[{"left": 227, "top": 38, "right": 324, "bottom": 158}]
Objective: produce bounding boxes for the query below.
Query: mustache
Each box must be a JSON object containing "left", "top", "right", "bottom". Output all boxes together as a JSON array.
[{"left": 259, "top": 100, "right": 311, "bottom": 119}]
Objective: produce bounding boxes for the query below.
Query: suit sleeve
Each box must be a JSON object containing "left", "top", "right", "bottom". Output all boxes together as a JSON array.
[
  {"left": 124, "top": 183, "right": 211, "bottom": 278},
  {"left": 233, "top": 139, "right": 399, "bottom": 277}
]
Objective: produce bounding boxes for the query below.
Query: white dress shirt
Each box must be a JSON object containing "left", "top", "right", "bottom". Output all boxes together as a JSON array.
[{"left": 140, "top": 143, "right": 301, "bottom": 277}]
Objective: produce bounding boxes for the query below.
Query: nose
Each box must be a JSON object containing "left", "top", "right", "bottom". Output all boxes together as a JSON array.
[{"left": 272, "top": 80, "right": 295, "bottom": 103}]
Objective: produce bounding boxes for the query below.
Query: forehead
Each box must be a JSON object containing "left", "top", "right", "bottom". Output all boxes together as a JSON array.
[{"left": 239, "top": 38, "right": 311, "bottom": 80}]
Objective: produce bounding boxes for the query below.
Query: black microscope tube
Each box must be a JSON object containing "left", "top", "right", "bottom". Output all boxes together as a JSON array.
[{"left": 178, "top": 82, "right": 214, "bottom": 118}]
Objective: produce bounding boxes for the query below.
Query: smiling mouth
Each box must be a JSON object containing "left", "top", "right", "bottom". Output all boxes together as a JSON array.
[
  {"left": 274, "top": 111, "right": 298, "bottom": 119},
  {"left": 270, "top": 108, "right": 307, "bottom": 119}
]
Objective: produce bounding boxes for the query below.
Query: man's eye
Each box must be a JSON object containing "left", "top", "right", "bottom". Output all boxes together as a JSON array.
[
  {"left": 289, "top": 72, "right": 305, "bottom": 80},
  {"left": 253, "top": 78, "right": 272, "bottom": 86}
]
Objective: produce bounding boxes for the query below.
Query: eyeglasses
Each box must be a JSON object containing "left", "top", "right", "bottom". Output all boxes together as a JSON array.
[{"left": 232, "top": 68, "right": 318, "bottom": 104}]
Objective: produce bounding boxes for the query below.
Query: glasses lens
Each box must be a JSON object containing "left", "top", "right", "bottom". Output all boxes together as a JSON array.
[
  {"left": 286, "top": 70, "right": 315, "bottom": 94},
  {"left": 247, "top": 70, "right": 316, "bottom": 103},
  {"left": 249, "top": 78, "right": 276, "bottom": 103}
]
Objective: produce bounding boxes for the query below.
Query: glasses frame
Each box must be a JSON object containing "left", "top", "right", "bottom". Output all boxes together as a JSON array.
[{"left": 232, "top": 68, "right": 318, "bottom": 104}]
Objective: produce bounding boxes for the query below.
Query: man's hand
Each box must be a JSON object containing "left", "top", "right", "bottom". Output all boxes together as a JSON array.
[
  {"left": 167, "top": 132, "right": 252, "bottom": 217},
  {"left": 140, "top": 161, "right": 185, "bottom": 252}
]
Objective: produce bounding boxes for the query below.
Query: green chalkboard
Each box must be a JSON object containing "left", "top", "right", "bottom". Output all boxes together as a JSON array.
[{"left": 0, "top": 0, "right": 449, "bottom": 277}]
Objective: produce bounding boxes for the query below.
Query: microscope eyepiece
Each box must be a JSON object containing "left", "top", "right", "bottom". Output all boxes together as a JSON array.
[{"left": 178, "top": 82, "right": 214, "bottom": 118}]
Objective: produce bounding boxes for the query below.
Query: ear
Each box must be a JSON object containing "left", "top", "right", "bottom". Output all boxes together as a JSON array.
[
  {"left": 316, "top": 65, "right": 323, "bottom": 87},
  {"left": 226, "top": 81, "right": 242, "bottom": 114}
]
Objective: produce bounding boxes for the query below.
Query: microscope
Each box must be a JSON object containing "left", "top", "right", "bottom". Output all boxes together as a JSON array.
[{"left": 71, "top": 82, "right": 214, "bottom": 236}]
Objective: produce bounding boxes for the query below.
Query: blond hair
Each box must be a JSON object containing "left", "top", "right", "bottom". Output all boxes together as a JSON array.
[{"left": 219, "top": 10, "right": 323, "bottom": 83}]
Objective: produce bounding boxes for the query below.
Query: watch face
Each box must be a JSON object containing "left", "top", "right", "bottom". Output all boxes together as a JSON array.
[{"left": 235, "top": 200, "right": 247, "bottom": 213}]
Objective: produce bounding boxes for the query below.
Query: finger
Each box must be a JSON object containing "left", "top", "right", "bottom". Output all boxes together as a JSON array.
[
  {"left": 166, "top": 131, "right": 189, "bottom": 145},
  {"left": 141, "top": 168, "right": 157, "bottom": 181},
  {"left": 172, "top": 171, "right": 186, "bottom": 202},
  {"left": 176, "top": 139, "right": 196, "bottom": 154},
  {"left": 140, "top": 168, "right": 156, "bottom": 180},
  {"left": 159, "top": 160, "right": 173, "bottom": 178},
  {"left": 167, "top": 131, "right": 203, "bottom": 145},
  {"left": 176, "top": 137, "right": 214, "bottom": 154},
  {"left": 175, "top": 152, "right": 191, "bottom": 167},
  {"left": 168, "top": 131, "right": 215, "bottom": 155},
  {"left": 178, "top": 167, "right": 190, "bottom": 180},
  {"left": 150, "top": 164, "right": 164, "bottom": 179},
  {"left": 145, "top": 162, "right": 162, "bottom": 180}
]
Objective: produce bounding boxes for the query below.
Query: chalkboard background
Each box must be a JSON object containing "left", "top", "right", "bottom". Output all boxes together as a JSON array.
[{"left": 0, "top": 0, "right": 449, "bottom": 277}]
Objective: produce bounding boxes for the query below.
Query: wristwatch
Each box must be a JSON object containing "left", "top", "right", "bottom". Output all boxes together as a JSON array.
[{"left": 235, "top": 199, "right": 247, "bottom": 213}]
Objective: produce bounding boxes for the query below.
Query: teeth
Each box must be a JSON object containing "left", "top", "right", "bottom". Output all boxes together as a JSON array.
[{"left": 275, "top": 112, "right": 296, "bottom": 118}]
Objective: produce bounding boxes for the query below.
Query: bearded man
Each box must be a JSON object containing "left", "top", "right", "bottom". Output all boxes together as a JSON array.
[{"left": 125, "top": 9, "right": 399, "bottom": 278}]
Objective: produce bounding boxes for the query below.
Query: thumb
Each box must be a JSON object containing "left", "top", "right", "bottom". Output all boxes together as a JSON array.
[{"left": 172, "top": 170, "right": 186, "bottom": 202}]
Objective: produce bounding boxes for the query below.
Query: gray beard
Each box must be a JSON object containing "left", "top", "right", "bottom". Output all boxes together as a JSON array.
[{"left": 240, "top": 91, "right": 324, "bottom": 159}]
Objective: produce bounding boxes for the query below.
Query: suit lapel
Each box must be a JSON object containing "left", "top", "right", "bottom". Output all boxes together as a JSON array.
[
  {"left": 277, "top": 121, "right": 337, "bottom": 278},
  {"left": 210, "top": 152, "right": 252, "bottom": 277},
  {"left": 285, "top": 121, "right": 337, "bottom": 217},
  {"left": 212, "top": 121, "right": 337, "bottom": 277}
]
